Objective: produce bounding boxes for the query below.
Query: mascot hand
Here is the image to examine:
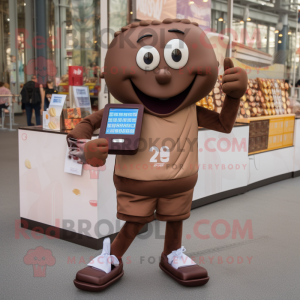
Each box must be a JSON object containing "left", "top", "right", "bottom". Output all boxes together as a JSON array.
[
  {"left": 84, "top": 138, "right": 108, "bottom": 167},
  {"left": 222, "top": 58, "right": 247, "bottom": 99}
]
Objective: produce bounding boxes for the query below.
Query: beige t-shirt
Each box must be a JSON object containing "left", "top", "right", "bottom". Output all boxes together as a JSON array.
[{"left": 115, "top": 105, "right": 198, "bottom": 181}]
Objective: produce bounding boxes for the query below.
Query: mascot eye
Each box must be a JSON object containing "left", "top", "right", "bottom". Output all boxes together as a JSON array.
[
  {"left": 136, "top": 46, "right": 160, "bottom": 71},
  {"left": 164, "top": 39, "right": 189, "bottom": 69},
  {"left": 172, "top": 49, "right": 182, "bottom": 62},
  {"left": 144, "top": 52, "right": 153, "bottom": 64}
]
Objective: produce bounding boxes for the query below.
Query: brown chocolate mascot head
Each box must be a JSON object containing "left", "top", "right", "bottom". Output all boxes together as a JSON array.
[{"left": 103, "top": 18, "right": 218, "bottom": 117}]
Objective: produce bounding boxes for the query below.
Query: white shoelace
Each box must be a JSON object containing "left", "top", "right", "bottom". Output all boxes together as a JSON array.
[
  {"left": 87, "top": 238, "right": 119, "bottom": 273},
  {"left": 167, "top": 246, "right": 196, "bottom": 270}
]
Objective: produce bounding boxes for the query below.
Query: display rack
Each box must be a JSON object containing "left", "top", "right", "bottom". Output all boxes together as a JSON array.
[{"left": 237, "top": 114, "right": 295, "bottom": 155}]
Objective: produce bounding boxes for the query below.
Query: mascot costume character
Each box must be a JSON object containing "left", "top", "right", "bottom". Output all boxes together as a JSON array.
[{"left": 67, "top": 18, "right": 247, "bottom": 291}]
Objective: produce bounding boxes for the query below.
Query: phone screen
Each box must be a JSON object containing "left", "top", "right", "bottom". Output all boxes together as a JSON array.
[{"left": 105, "top": 108, "right": 139, "bottom": 135}]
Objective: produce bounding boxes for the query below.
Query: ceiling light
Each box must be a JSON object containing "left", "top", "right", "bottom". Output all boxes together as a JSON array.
[
  {"left": 278, "top": 40, "right": 282, "bottom": 44},
  {"left": 188, "top": 1, "right": 194, "bottom": 5},
  {"left": 218, "top": 17, "right": 223, "bottom": 22},
  {"left": 7, "top": 18, "right": 10, "bottom": 21},
  {"left": 240, "top": 20, "right": 244, "bottom": 24},
  {"left": 275, "top": 30, "right": 279, "bottom": 33},
  {"left": 130, "top": 11, "right": 133, "bottom": 14},
  {"left": 24, "top": 3, "right": 26, "bottom": 6},
  {"left": 288, "top": 31, "right": 292, "bottom": 35},
  {"left": 279, "top": 33, "right": 283, "bottom": 37},
  {"left": 247, "top": 17, "right": 251, "bottom": 21},
  {"left": 203, "top": 0, "right": 208, "bottom": 2}
]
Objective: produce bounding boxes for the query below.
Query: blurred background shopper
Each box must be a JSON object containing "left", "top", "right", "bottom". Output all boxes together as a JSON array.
[
  {"left": 43, "top": 80, "right": 57, "bottom": 111},
  {"left": 21, "top": 75, "right": 44, "bottom": 126},
  {"left": 0, "top": 82, "right": 11, "bottom": 113}
]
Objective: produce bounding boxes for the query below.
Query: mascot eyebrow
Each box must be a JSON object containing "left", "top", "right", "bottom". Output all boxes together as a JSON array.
[
  {"left": 137, "top": 34, "right": 153, "bottom": 43},
  {"left": 137, "top": 29, "right": 185, "bottom": 43},
  {"left": 168, "top": 29, "right": 185, "bottom": 34}
]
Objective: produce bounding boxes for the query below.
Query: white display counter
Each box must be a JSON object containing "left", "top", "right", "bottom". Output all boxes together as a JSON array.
[
  {"left": 18, "top": 127, "right": 145, "bottom": 249},
  {"left": 193, "top": 124, "right": 249, "bottom": 207},
  {"left": 248, "top": 147, "right": 294, "bottom": 186},
  {"left": 18, "top": 120, "right": 299, "bottom": 249},
  {"left": 293, "top": 118, "right": 300, "bottom": 176}
]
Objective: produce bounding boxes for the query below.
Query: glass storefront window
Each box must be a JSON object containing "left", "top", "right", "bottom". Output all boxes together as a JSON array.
[
  {"left": 16, "top": 0, "right": 26, "bottom": 85},
  {"left": 232, "top": 19, "right": 244, "bottom": 44},
  {"left": 63, "top": 0, "right": 101, "bottom": 82},
  {"left": 269, "top": 26, "right": 276, "bottom": 56},
  {"left": 257, "top": 24, "right": 268, "bottom": 53},
  {"left": 245, "top": 22, "right": 257, "bottom": 50},
  {"left": 46, "top": 0, "right": 56, "bottom": 82},
  {"left": 0, "top": 0, "right": 10, "bottom": 83},
  {"left": 108, "top": 0, "right": 128, "bottom": 44}
]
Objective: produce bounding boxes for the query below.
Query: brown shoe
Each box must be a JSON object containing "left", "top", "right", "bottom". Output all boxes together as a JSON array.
[
  {"left": 73, "top": 259, "right": 124, "bottom": 292},
  {"left": 159, "top": 253, "right": 209, "bottom": 287}
]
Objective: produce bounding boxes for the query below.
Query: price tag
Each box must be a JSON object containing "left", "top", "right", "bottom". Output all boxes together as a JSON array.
[{"left": 64, "top": 147, "right": 83, "bottom": 175}]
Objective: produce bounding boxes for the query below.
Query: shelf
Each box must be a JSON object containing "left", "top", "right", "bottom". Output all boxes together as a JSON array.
[{"left": 236, "top": 114, "right": 295, "bottom": 123}]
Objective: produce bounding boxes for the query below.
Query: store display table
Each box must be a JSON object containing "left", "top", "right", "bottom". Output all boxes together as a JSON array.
[
  {"left": 18, "top": 126, "right": 146, "bottom": 249},
  {"left": 20, "top": 120, "right": 300, "bottom": 248},
  {"left": 18, "top": 123, "right": 250, "bottom": 249}
]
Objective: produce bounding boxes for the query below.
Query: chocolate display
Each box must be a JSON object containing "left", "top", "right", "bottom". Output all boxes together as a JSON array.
[
  {"left": 238, "top": 78, "right": 292, "bottom": 118},
  {"left": 196, "top": 76, "right": 225, "bottom": 115},
  {"left": 238, "top": 78, "right": 260, "bottom": 119},
  {"left": 67, "top": 18, "right": 247, "bottom": 291}
]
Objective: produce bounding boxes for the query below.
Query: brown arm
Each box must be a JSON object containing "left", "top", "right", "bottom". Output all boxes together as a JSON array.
[
  {"left": 196, "top": 95, "right": 240, "bottom": 133},
  {"left": 66, "top": 109, "right": 104, "bottom": 141}
]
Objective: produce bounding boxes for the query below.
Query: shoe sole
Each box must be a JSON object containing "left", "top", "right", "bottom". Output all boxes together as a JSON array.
[
  {"left": 73, "top": 270, "right": 124, "bottom": 292},
  {"left": 159, "top": 263, "right": 209, "bottom": 287}
]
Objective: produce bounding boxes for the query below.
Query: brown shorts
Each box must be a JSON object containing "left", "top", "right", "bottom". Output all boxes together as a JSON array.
[{"left": 116, "top": 189, "right": 194, "bottom": 223}]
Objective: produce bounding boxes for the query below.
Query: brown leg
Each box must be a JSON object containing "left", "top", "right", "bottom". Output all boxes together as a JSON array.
[
  {"left": 163, "top": 221, "right": 183, "bottom": 255},
  {"left": 111, "top": 221, "right": 145, "bottom": 258}
]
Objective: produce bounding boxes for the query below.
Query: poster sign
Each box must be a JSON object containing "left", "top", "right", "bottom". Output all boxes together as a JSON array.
[
  {"left": 43, "top": 94, "right": 67, "bottom": 131},
  {"left": 136, "top": 0, "right": 176, "bottom": 21},
  {"left": 73, "top": 86, "right": 92, "bottom": 113},
  {"left": 69, "top": 66, "right": 83, "bottom": 86},
  {"left": 177, "top": 0, "right": 211, "bottom": 30}
]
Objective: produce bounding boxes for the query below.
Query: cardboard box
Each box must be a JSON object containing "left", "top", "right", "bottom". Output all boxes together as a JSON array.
[
  {"left": 63, "top": 108, "right": 82, "bottom": 119},
  {"left": 63, "top": 118, "right": 82, "bottom": 130}
]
